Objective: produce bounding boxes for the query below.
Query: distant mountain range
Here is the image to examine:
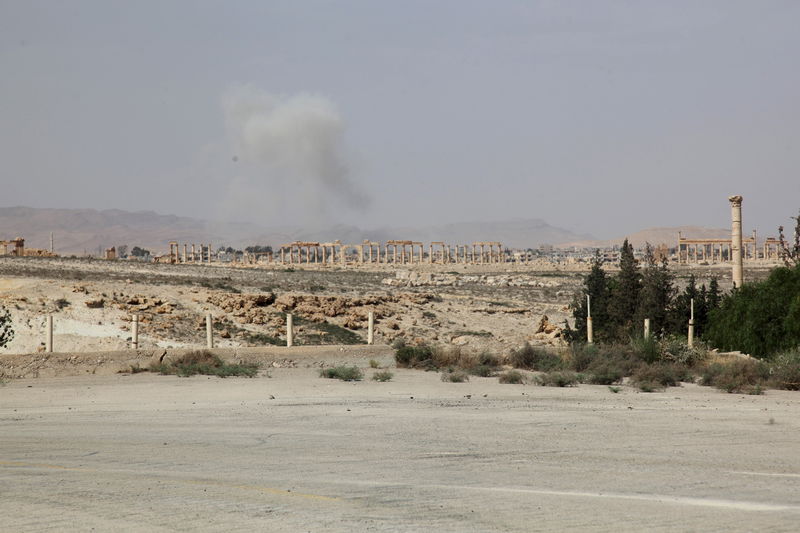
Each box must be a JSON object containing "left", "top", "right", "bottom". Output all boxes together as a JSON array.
[
  {"left": 0, "top": 206, "right": 594, "bottom": 254},
  {"left": 557, "top": 226, "right": 733, "bottom": 249},
  {"left": 0, "top": 206, "right": 741, "bottom": 255}
]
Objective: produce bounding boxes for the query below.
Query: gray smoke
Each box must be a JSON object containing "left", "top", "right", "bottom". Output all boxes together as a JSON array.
[{"left": 222, "top": 84, "right": 368, "bottom": 222}]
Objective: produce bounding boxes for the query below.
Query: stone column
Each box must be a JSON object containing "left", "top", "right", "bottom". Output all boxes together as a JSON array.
[
  {"left": 644, "top": 318, "right": 650, "bottom": 339},
  {"left": 46, "top": 314, "right": 53, "bottom": 353},
  {"left": 367, "top": 311, "right": 374, "bottom": 345},
  {"left": 729, "top": 195, "right": 744, "bottom": 288},
  {"left": 132, "top": 314, "right": 139, "bottom": 349},
  {"left": 206, "top": 313, "right": 214, "bottom": 348},
  {"left": 208, "top": 243, "right": 212, "bottom": 263},
  {"left": 688, "top": 298, "right": 695, "bottom": 348},
  {"left": 182, "top": 244, "right": 187, "bottom": 263},
  {"left": 286, "top": 314, "right": 294, "bottom": 347}
]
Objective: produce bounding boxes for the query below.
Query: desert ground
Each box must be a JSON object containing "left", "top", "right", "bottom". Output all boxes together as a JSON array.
[
  {"left": 0, "top": 256, "right": 751, "bottom": 364},
  {"left": 1, "top": 256, "right": 794, "bottom": 532},
  {"left": 0, "top": 256, "right": 591, "bottom": 361},
  {"left": 2, "top": 362, "right": 800, "bottom": 532}
]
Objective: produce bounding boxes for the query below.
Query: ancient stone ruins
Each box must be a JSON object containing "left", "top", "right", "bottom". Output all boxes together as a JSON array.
[{"left": 162, "top": 240, "right": 508, "bottom": 266}]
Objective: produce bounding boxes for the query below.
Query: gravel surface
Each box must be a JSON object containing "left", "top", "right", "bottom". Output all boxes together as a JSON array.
[{"left": 2, "top": 368, "right": 799, "bottom": 532}]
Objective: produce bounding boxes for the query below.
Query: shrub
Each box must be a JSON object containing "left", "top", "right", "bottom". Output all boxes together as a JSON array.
[
  {"left": 395, "top": 344, "right": 435, "bottom": 368},
  {"left": 568, "top": 342, "right": 598, "bottom": 372},
  {"left": 372, "top": 370, "right": 394, "bottom": 382},
  {"left": 630, "top": 335, "right": 660, "bottom": 364},
  {"left": 369, "top": 359, "right": 380, "bottom": 369},
  {"left": 768, "top": 350, "right": 800, "bottom": 390},
  {"left": 498, "top": 370, "right": 526, "bottom": 384},
  {"left": 466, "top": 364, "right": 493, "bottom": 377},
  {"left": 660, "top": 337, "right": 707, "bottom": 367},
  {"left": 585, "top": 359, "right": 625, "bottom": 385},
  {"left": 320, "top": 366, "right": 364, "bottom": 381},
  {"left": 536, "top": 371, "right": 579, "bottom": 387},
  {"left": 700, "top": 358, "right": 768, "bottom": 393},
  {"left": 510, "top": 343, "right": 563, "bottom": 371},
  {"left": 152, "top": 350, "right": 259, "bottom": 378},
  {"left": 0, "top": 306, "right": 14, "bottom": 349},
  {"left": 441, "top": 370, "right": 469, "bottom": 382},
  {"left": 630, "top": 362, "right": 687, "bottom": 391},
  {"left": 466, "top": 351, "right": 501, "bottom": 377}
]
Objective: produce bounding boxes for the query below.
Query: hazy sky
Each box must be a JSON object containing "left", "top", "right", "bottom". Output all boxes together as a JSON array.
[{"left": 1, "top": 1, "right": 798, "bottom": 239}]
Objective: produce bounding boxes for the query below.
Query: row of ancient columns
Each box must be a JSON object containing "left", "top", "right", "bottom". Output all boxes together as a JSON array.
[
  {"left": 169, "top": 241, "right": 214, "bottom": 264},
  {"left": 276, "top": 240, "right": 507, "bottom": 265},
  {"left": 427, "top": 242, "right": 505, "bottom": 264},
  {"left": 166, "top": 239, "right": 507, "bottom": 266},
  {"left": 676, "top": 239, "right": 759, "bottom": 264}
]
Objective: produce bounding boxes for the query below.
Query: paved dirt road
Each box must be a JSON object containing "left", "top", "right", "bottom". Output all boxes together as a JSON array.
[{"left": 2, "top": 368, "right": 799, "bottom": 532}]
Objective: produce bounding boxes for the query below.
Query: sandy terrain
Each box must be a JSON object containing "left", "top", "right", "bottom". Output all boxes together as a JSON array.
[
  {"left": 2, "top": 365, "right": 799, "bottom": 532},
  {"left": 0, "top": 256, "right": 587, "bottom": 357}
]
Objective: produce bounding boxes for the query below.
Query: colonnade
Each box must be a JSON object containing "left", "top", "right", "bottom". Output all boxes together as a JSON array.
[
  {"left": 167, "top": 241, "right": 214, "bottom": 264},
  {"left": 676, "top": 232, "right": 761, "bottom": 264},
  {"left": 166, "top": 239, "right": 507, "bottom": 266}
]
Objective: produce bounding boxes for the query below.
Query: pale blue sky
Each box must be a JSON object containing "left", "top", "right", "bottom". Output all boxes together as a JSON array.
[{"left": 1, "top": 1, "right": 798, "bottom": 238}]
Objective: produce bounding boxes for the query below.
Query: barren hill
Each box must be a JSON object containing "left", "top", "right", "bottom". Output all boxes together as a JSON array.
[
  {"left": 0, "top": 206, "right": 592, "bottom": 254},
  {"left": 557, "top": 226, "right": 731, "bottom": 249}
]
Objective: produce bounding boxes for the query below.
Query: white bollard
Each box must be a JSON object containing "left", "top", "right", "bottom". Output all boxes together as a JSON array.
[
  {"left": 46, "top": 315, "right": 53, "bottom": 353},
  {"left": 586, "top": 317, "right": 593, "bottom": 344},
  {"left": 586, "top": 295, "right": 593, "bottom": 344},
  {"left": 644, "top": 318, "right": 651, "bottom": 339},
  {"left": 367, "top": 311, "right": 374, "bottom": 345},
  {"left": 132, "top": 314, "right": 139, "bottom": 349},
  {"left": 206, "top": 313, "right": 214, "bottom": 349},
  {"left": 287, "top": 313, "right": 294, "bottom": 347}
]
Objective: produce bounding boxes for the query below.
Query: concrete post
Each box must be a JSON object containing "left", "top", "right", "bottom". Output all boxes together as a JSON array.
[
  {"left": 46, "top": 314, "right": 53, "bottom": 353},
  {"left": 729, "top": 195, "right": 744, "bottom": 288},
  {"left": 644, "top": 318, "right": 650, "bottom": 339},
  {"left": 368, "top": 311, "right": 374, "bottom": 345},
  {"left": 688, "top": 298, "right": 695, "bottom": 348},
  {"left": 206, "top": 313, "right": 214, "bottom": 349},
  {"left": 132, "top": 314, "right": 139, "bottom": 349},
  {"left": 286, "top": 313, "right": 294, "bottom": 347},
  {"left": 586, "top": 295, "right": 593, "bottom": 344}
]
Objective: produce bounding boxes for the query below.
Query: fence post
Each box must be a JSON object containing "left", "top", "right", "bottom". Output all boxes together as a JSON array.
[
  {"left": 644, "top": 318, "right": 651, "bottom": 339},
  {"left": 132, "top": 314, "right": 139, "bottom": 349},
  {"left": 286, "top": 313, "right": 294, "bottom": 347},
  {"left": 46, "top": 315, "right": 53, "bottom": 353},
  {"left": 206, "top": 313, "right": 214, "bottom": 349},
  {"left": 367, "top": 311, "right": 374, "bottom": 345},
  {"left": 586, "top": 295, "right": 593, "bottom": 344}
]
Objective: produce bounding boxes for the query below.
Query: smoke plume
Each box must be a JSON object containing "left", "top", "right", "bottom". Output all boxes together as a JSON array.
[{"left": 222, "top": 84, "right": 368, "bottom": 224}]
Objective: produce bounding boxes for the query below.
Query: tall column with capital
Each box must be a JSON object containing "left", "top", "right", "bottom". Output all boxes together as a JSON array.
[{"left": 729, "top": 195, "right": 744, "bottom": 288}]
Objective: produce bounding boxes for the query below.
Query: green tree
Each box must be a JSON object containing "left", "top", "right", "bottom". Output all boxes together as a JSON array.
[
  {"left": 778, "top": 209, "right": 800, "bottom": 267},
  {"left": 707, "top": 276, "right": 722, "bottom": 311},
  {"left": 635, "top": 244, "right": 674, "bottom": 336},
  {"left": 608, "top": 239, "right": 641, "bottom": 340},
  {"left": 705, "top": 265, "right": 800, "bottom": 357},
  {"left": 0, "top": 306, "right": 14, "bottom": 348},
  {"left": 570, "top": 251, "right": 612, "bottom": 343},
  {"left": 668, "top": 274, "right": 699, "bottom": 336}
]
